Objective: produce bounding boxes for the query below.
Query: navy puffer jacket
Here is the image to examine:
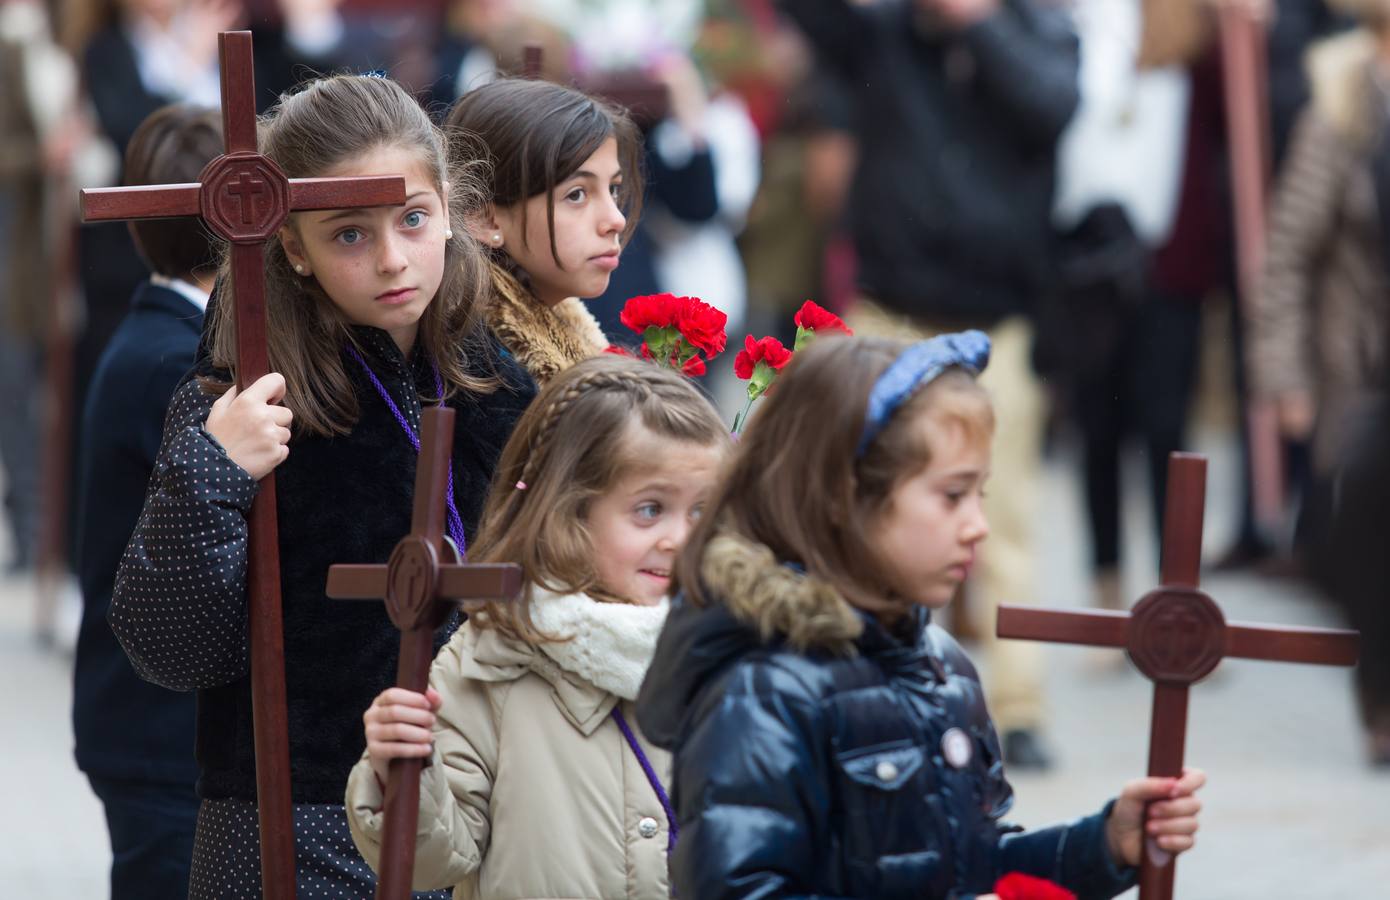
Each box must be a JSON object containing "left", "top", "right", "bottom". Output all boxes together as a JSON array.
[{"left": 636, "top": 533, "right": 1137, "bottom": 899}]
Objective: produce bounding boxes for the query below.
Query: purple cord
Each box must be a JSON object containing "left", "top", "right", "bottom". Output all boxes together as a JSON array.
[
  {"left": 611, "top": 706, "right": 678, "bottom": 853},
  {"left": 344, "top": 344, "right": 468, "bottom": 555}
]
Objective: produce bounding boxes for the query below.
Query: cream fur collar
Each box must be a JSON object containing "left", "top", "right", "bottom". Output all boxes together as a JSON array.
[{"left": 529, "top": 588, "right": 668, "bottom": 701}]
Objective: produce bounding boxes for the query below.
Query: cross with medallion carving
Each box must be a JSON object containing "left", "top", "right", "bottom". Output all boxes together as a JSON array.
[
  {"left": 996, "top": 453, "right": 1359, "bottom": 900},
  {"left": 327, "top": 406, "right": 522, "bottom": 900},
  {"left": 78, "top": 31, "right": 408, "bottom": 900}
]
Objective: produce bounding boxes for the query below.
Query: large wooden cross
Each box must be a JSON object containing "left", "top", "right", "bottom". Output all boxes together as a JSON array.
[
  {"left": 1218, "top": 1, "right": 1284, "bottom": 526},
  {"left": 996, "top": 453, "right": 1359, "bottom": 900},
  {"left": 327, "top": 406, "right": 522, "bottom": 900},
  {"left": 78, "top": 31, "right": 407, "bottom": 899}
]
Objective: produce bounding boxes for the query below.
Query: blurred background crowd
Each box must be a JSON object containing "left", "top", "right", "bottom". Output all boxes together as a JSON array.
[{"left": 2, "top": 0, "right": 1388, "bottom": 827}]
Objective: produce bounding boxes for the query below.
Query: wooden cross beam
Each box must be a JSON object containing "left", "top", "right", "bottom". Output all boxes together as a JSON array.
[
  {"left": 1219, "top": 2, "right": 1284, "bottom": 527},
  {"left": 77, "top": 32, "right": 407, "bottom": 899},
  {"left": 996, "top": 453, "right": 1358, "bottom": 900},
  {"left": 326, "top": 406, "right": 522, "bottom": 900}
]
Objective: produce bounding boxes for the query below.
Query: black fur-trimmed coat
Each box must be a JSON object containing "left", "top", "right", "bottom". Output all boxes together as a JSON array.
[
  {"left": 637, "top": 532, "right": 1137, "bottom": 899},
  {"left": 109, "top": 328, "right": 536, "bottom": 803}
]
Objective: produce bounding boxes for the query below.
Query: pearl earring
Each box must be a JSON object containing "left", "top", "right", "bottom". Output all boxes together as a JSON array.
[
  {"left": 445, "top": 229, "right": 453, "bottom": 240},
  {"left": 293, "top": 264, "right": 305, "bottom": 275},
  {"left": 492, "top": 232, "right": 502, "bottom": 244}
]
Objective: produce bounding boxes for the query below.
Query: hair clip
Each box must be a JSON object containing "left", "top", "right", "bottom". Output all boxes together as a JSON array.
[{"left": 515, "top": 481, "right": 528, "bottom": 491}]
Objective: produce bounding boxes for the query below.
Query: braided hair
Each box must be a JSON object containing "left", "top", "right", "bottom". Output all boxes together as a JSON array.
[{"left": 468, "top": 354, "right": 728, "bottom": 643}]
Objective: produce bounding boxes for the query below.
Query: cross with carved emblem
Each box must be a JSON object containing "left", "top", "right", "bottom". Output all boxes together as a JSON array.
[
  {"left": 996, "top": 453, "right": 1359, "bottom": 900},
  {"left": 78, "top": 31, "right": 407, "bottom": 900},
  {"left": 327, "top": 406, "right": 522, "bottom": 900}
]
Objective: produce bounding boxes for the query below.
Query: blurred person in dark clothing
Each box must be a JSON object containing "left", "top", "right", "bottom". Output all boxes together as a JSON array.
[
  {"left": 780, "top": 0, "right": 1079, "bottom": 769},
  {"left": 73, "top": 103, "right": 221, "bottom": 898}
]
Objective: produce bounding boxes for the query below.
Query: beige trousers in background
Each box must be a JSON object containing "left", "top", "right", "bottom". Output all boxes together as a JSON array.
[{"left": 847, "top": 299, "right": 1047, "bottom": 733}]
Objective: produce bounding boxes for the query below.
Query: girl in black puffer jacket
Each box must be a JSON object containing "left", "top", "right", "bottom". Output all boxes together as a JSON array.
[{"left": 637, "top": 333, "right": 1206, "bottom": 899}]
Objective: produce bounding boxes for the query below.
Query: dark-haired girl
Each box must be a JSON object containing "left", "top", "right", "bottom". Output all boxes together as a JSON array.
[
  {"left": 446, "top": 78, "right": 644, "bottom": 385},
  {"left": 108, "top": 73, "right": 535, "bottom": 898}
]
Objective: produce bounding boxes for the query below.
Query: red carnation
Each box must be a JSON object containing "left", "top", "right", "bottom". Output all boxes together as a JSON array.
[
  {"left": 792, "top": 299, "right": 852, "bottom": 350},
  {"left": 730, "top": 334, "right": 792, "bottom": 434},
  {"left": 994, "top": 873, "right": 1077, "bottom": 900},
  {"left": 793, "top": 299, "right": 851, "bottom": 335},
  {"left": 734, "top": 334, "right": 792, "bottom": 380},
  {"left": 620, "top": 293, "right": 682, "bottom": 333},
  {"left": 682, "top": 355, "right": 707, "bottom": 377},
  {"left": 676, "top": 296, "right": 729, "bottom": 357}
]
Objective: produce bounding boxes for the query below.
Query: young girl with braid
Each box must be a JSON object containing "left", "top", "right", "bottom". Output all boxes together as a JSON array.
[{"left": 347, "top": 354, "right": 728, "bottom": 898}]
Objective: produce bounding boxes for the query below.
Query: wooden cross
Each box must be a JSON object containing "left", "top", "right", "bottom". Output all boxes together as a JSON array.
[
  {"left": 78, "top": 32, "right": 408, "bottom": 899},
  {"left": 1218, "top": 2, "right": 1284, "bottom": 527},
  {"left": 996, "top": 453, "right": 1359, "bottom": 900},
  {"left": 326, "top": 406, "right": 522, "bottom": 900}
]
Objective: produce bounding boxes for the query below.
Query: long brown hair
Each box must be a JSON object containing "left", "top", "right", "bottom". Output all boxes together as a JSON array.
[
  {"left": 679, "top": 335, "right": 994, "bottom": 620},
  {"left": 444, "top": 78, "right": 644, "bottom": 276},
  {"left": 205, "top": 74, "right": 497, "bottom": 437},
  {"left": 469, "top": 354, "right": 728, "bottom": 643}
]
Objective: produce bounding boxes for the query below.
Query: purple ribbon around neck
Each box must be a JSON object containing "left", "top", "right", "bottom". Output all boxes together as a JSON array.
[
  {"left": 344, "top": 343, "right": 468, "bottom": 556},
  {"left": 611, "top": 706, "right": 678, "bottom": 854}
]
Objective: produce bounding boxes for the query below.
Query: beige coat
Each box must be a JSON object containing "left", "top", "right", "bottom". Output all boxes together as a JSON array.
[
  {"left": 485, "top": 262, "right": 610, "bottom": 387},
  {"left": 346, "top": 590, "right": 672, "bottom": 899},
  {"left": 1250, "top": 29, "right": 1390, "bottom": 471}
]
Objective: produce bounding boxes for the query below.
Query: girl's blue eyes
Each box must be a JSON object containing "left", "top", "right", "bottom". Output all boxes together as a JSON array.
[
  {"left": 333, "top": 210, "right": 428, "bottom": 245},
  {"left": 635, "top": 502, "right": 662, "bottom": 521}
]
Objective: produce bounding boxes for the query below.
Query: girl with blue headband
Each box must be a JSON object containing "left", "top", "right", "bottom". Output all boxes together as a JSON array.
[{"left": 636, "top": 333, "right": 1207, "bottom": 899}]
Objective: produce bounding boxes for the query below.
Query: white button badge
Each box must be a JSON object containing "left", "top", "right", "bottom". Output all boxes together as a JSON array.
[{"left": 941, "top": 727, "right": 973, "bottom": 769}]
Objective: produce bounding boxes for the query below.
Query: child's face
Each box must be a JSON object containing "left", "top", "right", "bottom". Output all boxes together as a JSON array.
[
  {"left": 494, "top": 136, "right": 626, "bottom": 306},
  {"left": 280, "top": 145, "right": 449, "bottom": 355},
  {"left": 868, "top": 417, "right": 991, "bottom": 611},
  {"left": 586, "top": 432, "right": 723, "bottom": 606}
]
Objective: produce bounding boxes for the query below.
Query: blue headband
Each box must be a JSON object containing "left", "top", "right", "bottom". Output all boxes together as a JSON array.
[{"left": 856, "top": 330, "right": 991, "bottom": 457}]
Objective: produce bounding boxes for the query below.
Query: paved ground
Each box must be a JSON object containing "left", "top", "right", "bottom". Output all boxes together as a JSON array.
[{"left": 2, "top": 428, "right": 1386, "bottom": 898}]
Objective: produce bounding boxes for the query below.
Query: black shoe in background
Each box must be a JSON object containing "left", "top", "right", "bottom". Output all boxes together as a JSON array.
[{"left": 1002, "top": 729, "right": 1055, "bottom": 771}]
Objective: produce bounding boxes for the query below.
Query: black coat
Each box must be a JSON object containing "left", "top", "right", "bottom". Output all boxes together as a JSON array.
[
  {"left": 779, "top": 0, "right": 1079, "bottom": 323},
  {"left": 637, "top": 533, "right": 1136, "bottom": 899},
  {"left": 109, "top": 328, "right": 536, "bottom": 803},
  {"left": 74, "top": 281, "right": 203, "bottom": 784}
]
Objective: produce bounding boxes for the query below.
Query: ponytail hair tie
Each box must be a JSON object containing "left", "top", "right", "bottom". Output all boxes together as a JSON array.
[
  {"left": 515, "top": 481, "right": 528, "bottom": 491},
  {"left": 856, "top": 330, "right": 991, "bottom": 458}
]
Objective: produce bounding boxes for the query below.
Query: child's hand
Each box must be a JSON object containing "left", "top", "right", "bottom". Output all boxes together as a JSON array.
[
  {"left": 205, "top": 373, "right": 293, "bottom": 480},
  {"left": 1105, "top": 768, "right": 1206, "bottom": 869},
  {"left": 363, "top": 687, "right": 443, "bottom": 787}
]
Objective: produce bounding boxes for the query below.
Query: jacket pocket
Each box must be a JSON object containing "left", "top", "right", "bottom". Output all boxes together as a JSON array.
[{"left": 832, "top": 742, "right": 945, "bottom": 896}]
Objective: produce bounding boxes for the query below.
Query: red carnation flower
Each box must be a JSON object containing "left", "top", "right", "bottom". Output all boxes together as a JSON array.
[
  {"left": 792, "top": 299, "right": 852, "bottom": 351},
  {"left": 793, "top": 299, "right": 851, "bottom": 335},
  {"left": 734, "top": 334, "right": 792, "bottom": 380},
  {"left": 994, "top": 873, "right": 1077, "bottom": 900},
  {"left": 620, "top": 293, "right": 682, "bottom": 334},
  {"left": 676, "top": 296, "right": 728, "bottom": 357},
  {"left": 682, "top": 355, "right": 707, "bottom": 377}
]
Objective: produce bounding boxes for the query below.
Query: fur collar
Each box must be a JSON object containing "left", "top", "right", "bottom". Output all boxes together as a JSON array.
[
  {"left": 1307, "top": 28, "right": 1383, "bottom": 147},
  {"left": 484, "top": 261, "right": 609, "bottom": 386},
  {"left": 700, "top": 532, "right": 864, "bottom": 656}
]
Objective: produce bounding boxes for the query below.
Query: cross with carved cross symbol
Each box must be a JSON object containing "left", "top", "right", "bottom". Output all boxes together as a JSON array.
[
  {"left": 327, "top": 406, "right": 522, "bottom": 900},
  {"left": 996, "top": 453, "right": 1359, "bottom": 900},
  {"left": 78, "top": 31, "right": 408, "bottom": 900}
]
